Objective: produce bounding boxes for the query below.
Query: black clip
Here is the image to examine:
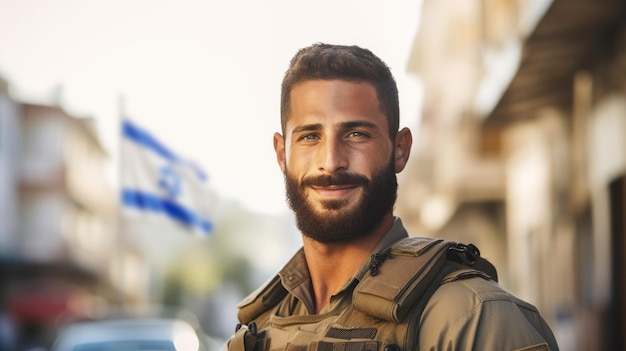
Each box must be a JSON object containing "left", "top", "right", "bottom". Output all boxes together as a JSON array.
[
  {"left": 235, "top": 321, "right": 257, "bottom": 334},
  {"left": 448, "top": 243, "right": 480, "bottom": 266},
  {"left": 370, "top": 248, "right": 393, "bottom": 276}
]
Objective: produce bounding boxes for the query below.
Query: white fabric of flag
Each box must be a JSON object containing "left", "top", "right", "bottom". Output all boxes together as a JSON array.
[{"left": 120, "top": 119, "right": 213, "bottom": 235}]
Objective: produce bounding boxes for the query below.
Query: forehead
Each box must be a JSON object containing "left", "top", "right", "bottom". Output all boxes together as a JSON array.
[{"left": 287, "top": 80, "right": 386, "bottom": 129}]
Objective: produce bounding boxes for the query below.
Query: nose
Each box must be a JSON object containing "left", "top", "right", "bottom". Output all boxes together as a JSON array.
[{"left": 317, "top": 137, "right": 348, "bottom": 173}]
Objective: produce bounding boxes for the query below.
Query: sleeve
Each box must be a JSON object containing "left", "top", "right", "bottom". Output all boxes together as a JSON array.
[{"left": 418, "top": 277, "right": 559, "bottom": 351}]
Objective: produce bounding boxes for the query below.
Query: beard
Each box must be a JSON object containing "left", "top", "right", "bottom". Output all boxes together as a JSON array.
[{"left": 284, "top": 158, "right": 398, "bottom": 244}]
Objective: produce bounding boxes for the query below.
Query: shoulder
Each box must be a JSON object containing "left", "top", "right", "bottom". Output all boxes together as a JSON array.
[
  {"left": 418, "top": 273, "right": 557, "bottom": 350},
  {"left": 420, "top": 273, "right": 509, "bottom": 330},
  {"left": 429, "top": 271, "right": 538, "bottom": 314}
]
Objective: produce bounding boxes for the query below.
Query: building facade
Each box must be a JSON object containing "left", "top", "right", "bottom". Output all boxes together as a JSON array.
[
  {"left": 398, "top": 0, "right": 626, "bottom": 349},
  {"left": 0, "top": 78, "right": 127, "bottom": 350}
]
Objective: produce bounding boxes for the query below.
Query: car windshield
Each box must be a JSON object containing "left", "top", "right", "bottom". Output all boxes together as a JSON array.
[{"left": 72, "top": 340, "right": 176, "bottom": 351}]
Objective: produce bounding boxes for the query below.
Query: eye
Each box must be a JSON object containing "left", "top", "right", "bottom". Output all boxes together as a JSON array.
[
  {"left": 346, "top": 131, "right": 369, "bottom": 139},
  {"left": 297, "top": 133, "right": 320, "bottom": 142}
]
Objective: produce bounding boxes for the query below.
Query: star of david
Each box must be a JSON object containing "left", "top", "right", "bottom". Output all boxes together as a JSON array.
[{"left": 158, "top": 165, "right": 182, "bottom": 199}]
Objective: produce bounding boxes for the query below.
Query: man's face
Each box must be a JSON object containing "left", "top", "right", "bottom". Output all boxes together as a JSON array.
[{"left": 274, "top": 80, "right": 403, "bottom": 243}]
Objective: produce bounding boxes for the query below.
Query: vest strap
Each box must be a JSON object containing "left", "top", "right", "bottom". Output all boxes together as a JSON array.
[
  {"left": 353, "top": 237, "right": 497, "bottom": 323},
  {"left": 228, "top": 322, "right": 260, "bottom": 351}
]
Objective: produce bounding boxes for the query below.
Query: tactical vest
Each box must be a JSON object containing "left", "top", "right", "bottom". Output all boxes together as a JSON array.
[{"left": 227, "top": 237, "right": 497, "bottom": 351}]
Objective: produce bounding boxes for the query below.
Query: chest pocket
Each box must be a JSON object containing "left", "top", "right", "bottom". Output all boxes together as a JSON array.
[
  {"left": 314, "top": 341, "right": 381, "bottom": 351},
  {"left": 231, "top": 314, "right": 400, "bottom": 351},
  {"left": 264, "top": 314, "right": 390, "bottom": 351}
]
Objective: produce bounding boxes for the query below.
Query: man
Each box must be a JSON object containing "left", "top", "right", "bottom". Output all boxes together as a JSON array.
[{"left": 226, "top": 43, "right": 559, "bottom": 351}]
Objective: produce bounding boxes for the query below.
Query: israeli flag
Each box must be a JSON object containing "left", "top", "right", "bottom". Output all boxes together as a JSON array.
[{"left": 120, "top": 119, "right": 213, "bottom": 235}]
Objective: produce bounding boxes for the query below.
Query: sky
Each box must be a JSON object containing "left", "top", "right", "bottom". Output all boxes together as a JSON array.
[{"left": 0, "top": 0, "right": 423, "bottom": 215}]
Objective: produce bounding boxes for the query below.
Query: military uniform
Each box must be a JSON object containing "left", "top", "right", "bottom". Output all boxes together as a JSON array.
[{"left": 227, "top": 218, "right": 559, "bottom": 351}]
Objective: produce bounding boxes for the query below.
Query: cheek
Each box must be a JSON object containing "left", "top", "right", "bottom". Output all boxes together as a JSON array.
[
  {"left": 285, "top": 145, "right": 314, "bottom": 168},
  {"left": 359, "top": 147, "right": 393, "bottom": 171},
  {"left": 284, "top": 150, "right": 309, "bottom": 177},
  {"left": 286, "top": 158, "right": 311, "bottom": 178}
]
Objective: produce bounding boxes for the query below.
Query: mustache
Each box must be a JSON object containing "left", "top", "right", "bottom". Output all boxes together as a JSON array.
[{"left": 300, "top": 172, "right": 369, "bottom": 188}]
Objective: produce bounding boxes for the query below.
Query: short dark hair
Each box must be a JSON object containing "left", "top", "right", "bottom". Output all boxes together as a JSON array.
[{"left": 280, "top": 43, "right": 400, "bottom": 138}]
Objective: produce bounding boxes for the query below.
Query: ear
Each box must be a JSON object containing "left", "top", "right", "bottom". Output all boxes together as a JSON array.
[
  {"left": 273, "top": 132, "right": 286, "bottom": 173},
  {"left": 394, "top": 127, "right": 412, "bottom": 173}
]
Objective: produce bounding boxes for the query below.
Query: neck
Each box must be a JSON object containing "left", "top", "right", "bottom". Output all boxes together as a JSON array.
[{"left": 302, "top": 213, "right": 394, "bottom": 313}]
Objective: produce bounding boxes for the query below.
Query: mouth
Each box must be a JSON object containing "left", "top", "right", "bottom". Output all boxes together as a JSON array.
[
  {"left": 300, "top": 172, "right": 369, "bottom": 202},
  {"left": 310, "top": 184, "right": 359, "bottom": 199}
]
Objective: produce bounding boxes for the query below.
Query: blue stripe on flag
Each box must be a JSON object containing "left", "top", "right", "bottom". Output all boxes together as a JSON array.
[
  {"left": 122, "top": 119, "right": 208, "bottom": 182},
  {"left": 122, "top": 188, "right": 212, "bottom": 234},
  {"left": 122, "top": 119, "right": 178, "bottom": 163}
]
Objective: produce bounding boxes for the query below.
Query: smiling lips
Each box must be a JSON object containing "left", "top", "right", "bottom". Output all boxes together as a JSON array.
[{"left": 310, "top": 184, "right": 359, "bottom": 199}]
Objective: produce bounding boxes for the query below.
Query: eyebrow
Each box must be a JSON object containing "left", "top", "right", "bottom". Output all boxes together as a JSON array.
[
  {"left": 291, "top": 120, "right": 378, "bottom": 135},
  {"left": 340, "top": 120, "right": 378, "bottom": 130},
  {"left": 292, "top": 123, "right": 322, "bottom": 134}
]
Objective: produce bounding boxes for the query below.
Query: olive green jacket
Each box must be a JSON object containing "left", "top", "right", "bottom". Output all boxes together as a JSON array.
[{"left": 227, "top": 218, "right": 559, "bottom": 351}]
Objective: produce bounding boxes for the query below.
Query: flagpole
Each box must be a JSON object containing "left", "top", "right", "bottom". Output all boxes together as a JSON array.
[{"left": 116, "top": 94, "right": 127, "bottom": 311}]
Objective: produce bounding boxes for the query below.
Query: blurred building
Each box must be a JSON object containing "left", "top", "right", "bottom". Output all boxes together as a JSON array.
[
  {"left": 0, "top": 78, "right": 125, "bottom": 349},
  {"left": 397, "top": 0, "right": 626, "bottom": 350},
  {"left": 0, "top": 75, "right": 298, "bottom": 346}
]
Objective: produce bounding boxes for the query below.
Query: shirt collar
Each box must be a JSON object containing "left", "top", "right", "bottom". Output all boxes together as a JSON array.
[
  {"left": 277, "top": 217, "right": 410, "bottom": 312},
  {"left": 352, "top": 216, "right": 409, "bottom": 282}
]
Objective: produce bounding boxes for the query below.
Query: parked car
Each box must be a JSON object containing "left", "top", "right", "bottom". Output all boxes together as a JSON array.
[{"left": 51, "top": 317, "right": 208, "bottom": 351}]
